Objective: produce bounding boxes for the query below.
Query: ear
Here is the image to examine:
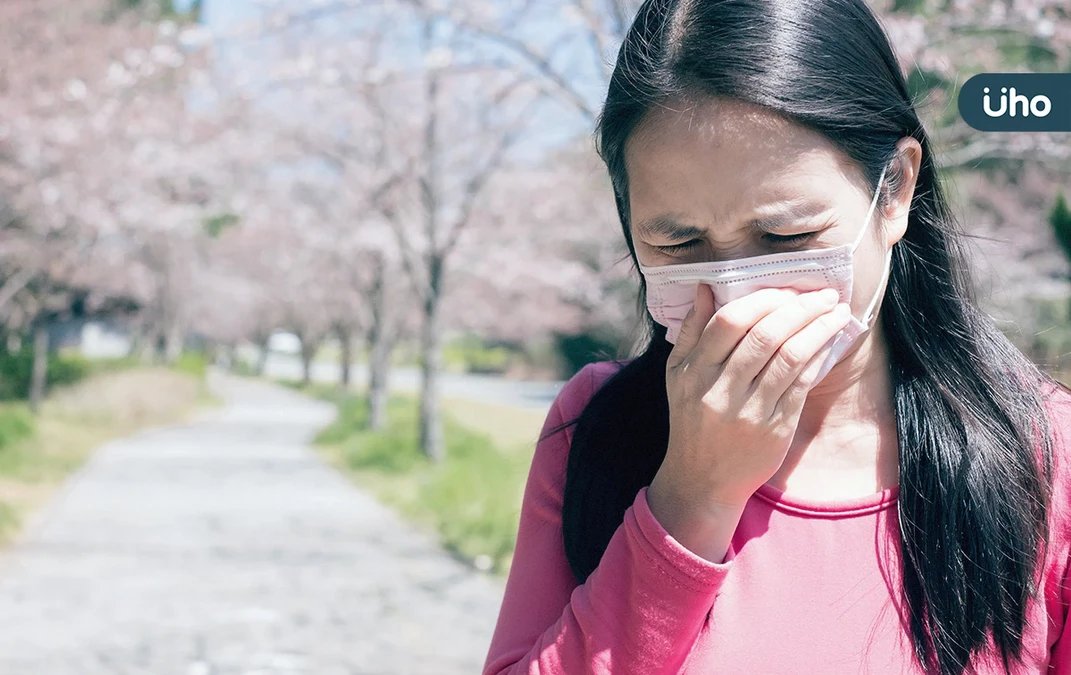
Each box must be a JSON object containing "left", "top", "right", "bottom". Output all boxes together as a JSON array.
[{"left": 883, "top": 137, "right": 923, "bottom": 247}]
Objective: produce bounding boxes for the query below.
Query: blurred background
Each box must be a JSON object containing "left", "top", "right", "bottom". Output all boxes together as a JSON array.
[{"left": 0, "top": 0, "right": 1070, "bottom": 673}]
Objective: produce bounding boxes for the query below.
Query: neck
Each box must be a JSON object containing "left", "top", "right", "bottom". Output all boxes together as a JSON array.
[{"left": 769, "top": 321, "right": 900, "bottom": 492}]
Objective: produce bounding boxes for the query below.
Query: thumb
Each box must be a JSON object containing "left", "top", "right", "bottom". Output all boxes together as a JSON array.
[{"left": 673, "top": 282, "right": 714, "bottom": 356}]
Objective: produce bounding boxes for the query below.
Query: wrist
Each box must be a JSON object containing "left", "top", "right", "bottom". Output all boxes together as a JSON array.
[
  {"left": 646, "top": 474, "right": 746, "bottom": 565},
  {"left": 649, "top": 468, "right": 749, "bottom": 517}
]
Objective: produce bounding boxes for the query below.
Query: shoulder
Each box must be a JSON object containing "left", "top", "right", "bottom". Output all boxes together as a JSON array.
[
  {"left": 1035, "top": 380, "right": 1071, "bottom": 617},
  {"left": 552, "top": 358, "right": 633, "bottom": 425},
  {"left": 526, "top": 359, "right": 635, "bottom": 506},
  {"left": 1041, "top": 380, "right": 1071, "bottom": 424},
  {"left": 1040, "top": 381, "right": 1071, "bottom": 477},
  {"left": 1039, "top": 381, "right": 1071, "bottom": 543}
]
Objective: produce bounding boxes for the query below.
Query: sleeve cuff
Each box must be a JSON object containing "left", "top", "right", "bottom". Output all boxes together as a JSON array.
[{"left": 627, "top": 485, "right": 736, "bottom": 590}]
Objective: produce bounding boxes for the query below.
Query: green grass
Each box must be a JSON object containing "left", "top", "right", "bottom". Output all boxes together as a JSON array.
[
  {"left": 230, "top": 358, "right": 259, "bottom": 377},
  {"left": 172, "top": 351, "right": 209, "bottom": 379},
  {"left": 0, "top": 349, "right": 94, "bottom": 401},
  {"left": 297, "top": 384, "right": 531, "bottom": 576},
  {"left": 0, "top": 501, "right": 16, "bottom": 540},
  {"left": 0, "top": 404, "right": 35, "bottom": 451},
  {"left": 438, "top": 396, "right": 547, "bottom": 452},
  {"left": 441, "top": 334, "right": 517, "bottom": 374},
  {"left": 85, "top": 355, "right": 142, "bottom": 374}
]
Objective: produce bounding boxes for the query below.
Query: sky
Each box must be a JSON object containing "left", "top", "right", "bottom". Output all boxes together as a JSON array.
[
  {"left": 174, "top": 0, "right": 258, "bottom": 29},
  {"left": 171, "top": 0, "right": 605, "bottom": 161}
]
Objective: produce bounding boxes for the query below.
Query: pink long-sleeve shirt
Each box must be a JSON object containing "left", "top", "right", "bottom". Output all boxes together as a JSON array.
[{"left": 482, "top": 359, "right": 1071, "bottom": 675}]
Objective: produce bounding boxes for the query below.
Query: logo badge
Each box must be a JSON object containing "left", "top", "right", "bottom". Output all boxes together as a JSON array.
[{"left": 958, "top": 73, "right": 1071, "bottom": 132}]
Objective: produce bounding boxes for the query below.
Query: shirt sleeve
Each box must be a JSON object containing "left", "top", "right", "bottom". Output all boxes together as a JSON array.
[
  {"left": 1049, "top": 548, "right": 1071, "bottom": 672},
  {"left": 1044, "top": 386, "right": 1071, "bottom": 672},
  {"left": 481, "top": 362, "right": 737, "bottom": 675}
]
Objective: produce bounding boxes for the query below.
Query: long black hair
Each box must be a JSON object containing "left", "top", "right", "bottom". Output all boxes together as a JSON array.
[{"left": 541, "top": 1, "right": 1068, "bottom": 673}]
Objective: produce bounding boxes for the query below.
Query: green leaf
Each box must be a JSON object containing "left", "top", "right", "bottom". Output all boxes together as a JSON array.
[
  {"left": 202, "top": 212, "right": 240, "bottom": 239},
  {"left": 1051, "top": 192, "right": 1071, "bottom": 264}
]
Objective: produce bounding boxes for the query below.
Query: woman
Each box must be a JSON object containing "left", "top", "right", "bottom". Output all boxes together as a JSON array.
[{"left": 482, "top": 1, "right": 1071, "bottom": 674}]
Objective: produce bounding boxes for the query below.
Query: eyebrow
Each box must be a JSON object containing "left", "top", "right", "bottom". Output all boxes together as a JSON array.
[{"left": 636, "top": 199, "right": 834, "bottom": 241}]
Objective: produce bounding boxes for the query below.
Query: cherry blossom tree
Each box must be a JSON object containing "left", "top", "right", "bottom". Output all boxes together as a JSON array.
[
  {"left": 0, "top": 0, "right": 214, "bottom": 404},
  {"left": 224, "top": 3, "right": 551, "bottom": 459},
  {"left": 11, "top": 0, "right": 1067, "bottom": 428}
]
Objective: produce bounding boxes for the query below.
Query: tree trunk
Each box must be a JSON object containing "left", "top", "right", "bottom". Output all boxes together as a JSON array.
[
  {"left": 154, "top": 331, "right": 167, "bottom": 365},
  {"left": 135, "top": 325, "right": 157, "bottom": 363},
  {"left": 418, "top": 41, "right": 445, "bottom": 463},
  {"left": 255, "top": 335, "right": 270, "bottom": 376},
  {"left": 367, "top": 254, "right": 391, "bottom": 431},
  {"left": 420, "top": 257, "right": 445, "bottom": 463},
  {"left": 338, "top": 326, "right": 352, "bottom": 388},
  {"left": 29, "top": 319, "right": 48, "bottom": 414},
  {"left": 164, "top": 317, "right": 183, "bottom": 365},
  {"left": 299, "top": 335, "right": 316, "bottom": 386},
  {"left": 368, "top": 339, "right": 390, "bottom": 431}
]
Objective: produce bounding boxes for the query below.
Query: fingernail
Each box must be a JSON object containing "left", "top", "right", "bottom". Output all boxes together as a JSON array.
[{"left": 834, "top": 303, "right": 851, "bottom": 317}]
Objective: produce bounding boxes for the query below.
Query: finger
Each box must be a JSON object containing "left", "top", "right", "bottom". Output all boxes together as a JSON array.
[
  {"left": 668, "top": 282, "right": 714, "bottom": 368},
  {"left": 685, "top": 286, "right": 804, "bottom": 373},
  {"left": 768, "top": 303, "right": 854, "bottom": 418},
  {"left": 719, "top": 288, "right": 841, "bottom": 387},
  {"left": 764, "top": 340, "right": 830, "bottom": 428}
]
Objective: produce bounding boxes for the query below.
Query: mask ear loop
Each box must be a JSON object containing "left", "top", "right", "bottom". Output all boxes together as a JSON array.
[
  {"left": 861, "top": 237, "right": 893, "bottom": 326},
  {"left": 857, "top": 165, "right": 891, "bottom": 326},
  {"left": 850, "top": 164, "right": 888, "bottom": 252}
]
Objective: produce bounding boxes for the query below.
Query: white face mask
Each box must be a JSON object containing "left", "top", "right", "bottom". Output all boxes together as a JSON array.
[{"left": 638, "top": 165, "right": 891, "bottom": 387}]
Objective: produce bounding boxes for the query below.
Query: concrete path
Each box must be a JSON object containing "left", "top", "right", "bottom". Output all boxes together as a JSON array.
[{"left": 0, "top": 371, "right": 507, "bottom": 674}]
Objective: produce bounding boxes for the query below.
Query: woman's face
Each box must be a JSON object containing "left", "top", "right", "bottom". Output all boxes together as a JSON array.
[{"left": 625, "top": 95, "right": 914, "bottom": 323}]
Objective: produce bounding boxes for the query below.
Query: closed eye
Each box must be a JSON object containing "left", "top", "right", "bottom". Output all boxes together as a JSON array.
[
  {"left": 655, "top": 239, "right": 703, "bottom": 253},
  {"left": 761, "top": 217, "right": 836, "bottom": 246},
  {"left": 761, "top": 231, "right": 818, "bottom": 244},
  {"left": 654, "top": 226, "right": 824, "bottom": 252}
]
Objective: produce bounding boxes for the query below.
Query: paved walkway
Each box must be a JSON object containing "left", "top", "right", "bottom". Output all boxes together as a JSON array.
[{"left": 0, "top": 371, "right": 507, "bottom": 674}]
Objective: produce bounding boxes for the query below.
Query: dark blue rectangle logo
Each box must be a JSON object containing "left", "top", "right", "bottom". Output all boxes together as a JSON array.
[{"left": 958, "top": 73, "right": 1071, "bottom": 132}]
